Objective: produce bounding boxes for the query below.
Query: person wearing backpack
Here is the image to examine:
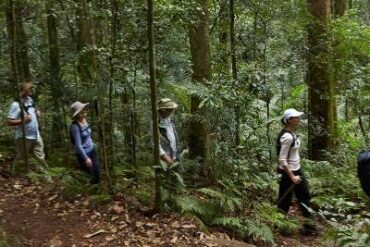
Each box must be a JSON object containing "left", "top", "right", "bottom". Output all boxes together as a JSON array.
[
  {"left": 70, "top": 101, "right": 100, "bottom": 184},
  {"left": 276, "top": 108, "right": 316, "bottom": 235},
  {"left": 7, "top": 81, "right": 48, "bottom": 172}
]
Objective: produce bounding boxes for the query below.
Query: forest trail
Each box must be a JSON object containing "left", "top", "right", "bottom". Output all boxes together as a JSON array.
[
  {"left": 0, "top": 173, "right": 205, "bottom": 246},
  {"left": 0, "top": 163, "right": 324, "bottom": 247}
]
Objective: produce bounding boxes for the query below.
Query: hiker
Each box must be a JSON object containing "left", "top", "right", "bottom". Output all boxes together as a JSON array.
[
  {"left": 7, "top": 81, "right": 48, "bottom": 172},
  {"left": 276, "top": 108, "right": 316, "bottom": 234},
  {"left": 157, "top": 98, "right": 181, "bottom": 167},
  {"left": 70, "top": 101, "right": 100, "bottom": 184}
]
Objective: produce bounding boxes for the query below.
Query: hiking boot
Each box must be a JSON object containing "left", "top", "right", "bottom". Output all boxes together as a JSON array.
[{"left": 300, "top": 222, "right": 320, "bottom": 236}]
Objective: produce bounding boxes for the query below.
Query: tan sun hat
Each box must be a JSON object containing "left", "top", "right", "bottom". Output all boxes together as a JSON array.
[
  {"left": 157, "top": 98, "right": 178, "bottom": 110},
  {"left": 71, "top": 101, "right": 89, "bottom": 118}
]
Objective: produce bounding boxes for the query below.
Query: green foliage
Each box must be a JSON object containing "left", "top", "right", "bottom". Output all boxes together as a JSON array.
[
  {"left": 0, "top": 227, "right": 23, "bottom": 247},
  {"left": 175, "top": 187, "right": 280, "bottom": 245},
  {"left": 28, "top": 167, "right": 107, "bottom": 200}
]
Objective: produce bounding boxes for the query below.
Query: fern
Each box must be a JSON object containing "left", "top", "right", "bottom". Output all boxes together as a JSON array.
[
  {"left": 245, "top": 219, "right": 275, "bottom": 246},
  {"left": 175, "top": 195, "right": 218, "bottom": 221}
]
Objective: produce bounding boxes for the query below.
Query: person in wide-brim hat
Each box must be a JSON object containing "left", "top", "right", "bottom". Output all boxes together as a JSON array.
[
  {"left": 71, "top": 101, "right": 89, "bottom": 118},
  {"left": 157, "top": 98, "right": 178, "bottom": 110},
  {"left": 157, "top": 98, "right": 181, "bottom": 165},
  {"left": 69, "top": 101, "right": 100, "bottom": 184}
]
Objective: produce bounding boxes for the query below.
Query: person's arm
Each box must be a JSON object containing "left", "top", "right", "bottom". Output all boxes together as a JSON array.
[
  {"left": 6, "top": 102, "right": 32, "bottom": 126},
  {"left": 71, "top": 124, "right": 91, "bottom": 167},
  {"left": 279, "top": 134, "right": 301, "bottom": 184},
  {"left": 7, "top": 116, "right": 32, "bottom": 126},
  {"left": 160, "top": 145, "right": 173, "bottom": 164}
]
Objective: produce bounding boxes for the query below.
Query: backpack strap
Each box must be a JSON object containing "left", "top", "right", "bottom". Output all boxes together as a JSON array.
[
  {"left": 14, "top": 98, "right": 36, "bottom": 115},
  {"left": 278, "top": 129, "right": 296, "bottom": 160},
  {"left": 70, "top": 121, "right": 83, "bottom": 145}
]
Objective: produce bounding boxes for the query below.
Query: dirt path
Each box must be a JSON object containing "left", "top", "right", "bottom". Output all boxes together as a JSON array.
[
  {"left": 0, "top": 175, "right": 211, "bottom": 246},
  {"left": 0, "top": 169, "right": 324, "bottom": 247}
]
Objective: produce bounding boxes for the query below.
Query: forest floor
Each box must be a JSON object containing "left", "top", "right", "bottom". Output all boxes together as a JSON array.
[{"left": 0, "top": 158, "right": 325, "bottom": 247}]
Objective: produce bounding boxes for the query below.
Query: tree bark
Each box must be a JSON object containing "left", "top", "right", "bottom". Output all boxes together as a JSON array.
[
  {"left": 76, "top": 0, "right": 94, "bottom": 84},
  {"left": 229, "top": 0, "right": 240, "bottom": 147},
  {"left": 307, "top": 0, "right": 334, "bottom": 160},
  {"left": 147, "top": 0, "right": 162, "bottom": 212},
  {"left": 7, "top": 0, "right": 28, "bottom": 171},
  {"left": 333, "top": 0, "right": 348, "bottom": 17},
  {"left": 6, "top": 1, "right": 31, "bottom": 84},
  {"left": 188, "top": 0, "right": 211, "bottom": 163},
  {"left": 47, "top": 0, "right": 64, "bottom": 146}
]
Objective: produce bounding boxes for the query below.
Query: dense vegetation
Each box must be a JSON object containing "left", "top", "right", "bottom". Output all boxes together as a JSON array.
[{"left": 1, "top": 0, "right": 370, "bottom": 245}]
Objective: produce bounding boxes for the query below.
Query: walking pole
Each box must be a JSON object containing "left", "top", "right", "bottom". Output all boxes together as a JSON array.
[{"left": 278, "top": 183, "right": 296, "bottom": 205}]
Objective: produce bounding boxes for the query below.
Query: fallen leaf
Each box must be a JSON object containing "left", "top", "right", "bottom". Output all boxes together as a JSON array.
[
  {"left": 111, "top": 215, "right": 119, "bottom": 222},
  {"left": 83, "top": 230, "right": 107, "bottom": 239},
  {"left": 48, "top": 195, "right": 58, "bottom": 201},
  {"left": 112, "top": 204, "right": 124, "bottom": 214},
  {"left": 105, "top": 236, "right": 115, "bottom": 242}
]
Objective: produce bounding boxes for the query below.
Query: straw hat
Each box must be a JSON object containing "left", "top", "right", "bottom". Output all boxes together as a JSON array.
[
  {"left": 157, "top": 98, "right": 178, "bottom": 110},
  {"left": 71, "top": 101, "right": 89, "bottom": 118}
]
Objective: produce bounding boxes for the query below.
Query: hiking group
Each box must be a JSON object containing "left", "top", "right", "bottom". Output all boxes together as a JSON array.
[{"left": 7, "top": 81, "right": 318, "bottom": 234}]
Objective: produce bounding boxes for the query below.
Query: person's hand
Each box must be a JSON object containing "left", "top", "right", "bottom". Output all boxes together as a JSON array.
[
  {"left": 23, "top": 115, "right": 32, "bottom": 123},
  {"left": 291, "top": 175, "right": 301, "bottom": 184},
  {"left": 36, "top": 110, "right": 41, "bottom": 118},
  {"left": 162, "top": 154, "right": 174, "bottom": 165},
  {"left": 85, "top": 158, "right": 92, "bottom": 168}
]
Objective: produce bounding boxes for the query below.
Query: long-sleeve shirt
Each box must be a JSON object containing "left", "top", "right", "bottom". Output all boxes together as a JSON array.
[
  {"left": 278, "top": 132, "right": 300, "bottom": 171},
  {"left": 70, "top": 122, "right": 94, "bottom": 160}
]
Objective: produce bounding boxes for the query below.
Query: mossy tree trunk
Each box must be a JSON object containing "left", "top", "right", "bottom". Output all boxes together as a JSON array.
[
  {"left": 307, "top": 0, "right": 335, "bottom": 160},
  {"left": 189, "top": 0, "right": 211, "bottom": 164},
  {"left": 47, "top": 0, "right": 65, "bottom": 147}
]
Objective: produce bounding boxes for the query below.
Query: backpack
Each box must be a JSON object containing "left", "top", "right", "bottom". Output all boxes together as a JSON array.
[
  {"left": 69, "top": 121, "right": 82, "bottom": 146},
  {"left": 357, "top": 150, "right": 370, "bottom": 197},
  {"left": 275, "top": 129, "right": 296, "bottom": 172}
]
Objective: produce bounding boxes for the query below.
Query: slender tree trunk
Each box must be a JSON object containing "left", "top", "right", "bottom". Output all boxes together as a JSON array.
[
  {"left": 333, "top": 0, "right": 348, "bottom": 17},
  {"left": 307, "top": 0, "right": 334, "bottom": 160},
  {"left": 108, "top": 0, "right": 118, "bottom": 166},
  {"left": 189, "top": 0, "right": 211, "bottom": 163},
  {"left": 76, "top": 0, "right": 112, "bottom": 189},
  {"left": 147, "top": 0, "right": 162, "bottom": 212},
  {"left": 7, "top": 0, "right": 28, "bottom": 171},
  {"left": 6, "top": 1, "right": 30, "bottom": 83},
  {"left": 76, "top": 0, "right": 94, "bottom": 84},
  {"left": 47, "top": 0, "right": 64, "bottom": 146},
  {"left": 216, "top": 1, "right": 229, "bottom": 75},
  {"left": 229, "top": 0, "right": 240, "bottom": 147}
]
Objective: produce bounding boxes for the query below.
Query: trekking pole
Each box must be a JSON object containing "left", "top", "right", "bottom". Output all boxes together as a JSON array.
[{"left": 278, "top": 183, "right": 296, "bottom": 205}]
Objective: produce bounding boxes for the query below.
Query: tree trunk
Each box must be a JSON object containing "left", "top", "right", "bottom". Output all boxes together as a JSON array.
[
  {"left": 307, "top": 0, "right": 334, "bottom": 160},
  {"left": 188, "top": 0, "right": 211, "bottom": 163},
  {"left": 47, "top": 0, "right": 64, "bottom": 147},
  {"left": 147, "top": 0, "right": 162, "bottom": 212},
  {"left": 6, "top": 1, "right": 31, "bottom": 84},
  {"left": 76, "top": 0, "right": 94, "bottom": 85},
  {"left": 7, "top": 0, "right": 28, "bottom": 171},
  {"left": 229, "top": 0, "right": 240, "bottom": 147},
  {"left": 333, "top": 0, "right": 348, "bottom": 17}
]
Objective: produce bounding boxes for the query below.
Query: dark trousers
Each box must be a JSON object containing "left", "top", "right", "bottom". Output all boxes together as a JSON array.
[
  {"left": 77, "top": 148, "right": 100, "bottom": 184},
  {"left": 278, "top": 169, "right": 311, "bottom": 218}
]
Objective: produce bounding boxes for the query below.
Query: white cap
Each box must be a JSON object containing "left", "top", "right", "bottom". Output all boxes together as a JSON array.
[{"left": 283, "top": 108, "right": 304, "bottom": 123}]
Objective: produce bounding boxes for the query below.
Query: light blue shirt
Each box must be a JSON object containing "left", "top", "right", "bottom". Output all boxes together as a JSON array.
[{"left": 8, "top": 97, "right": 39, "bottom": 140}]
